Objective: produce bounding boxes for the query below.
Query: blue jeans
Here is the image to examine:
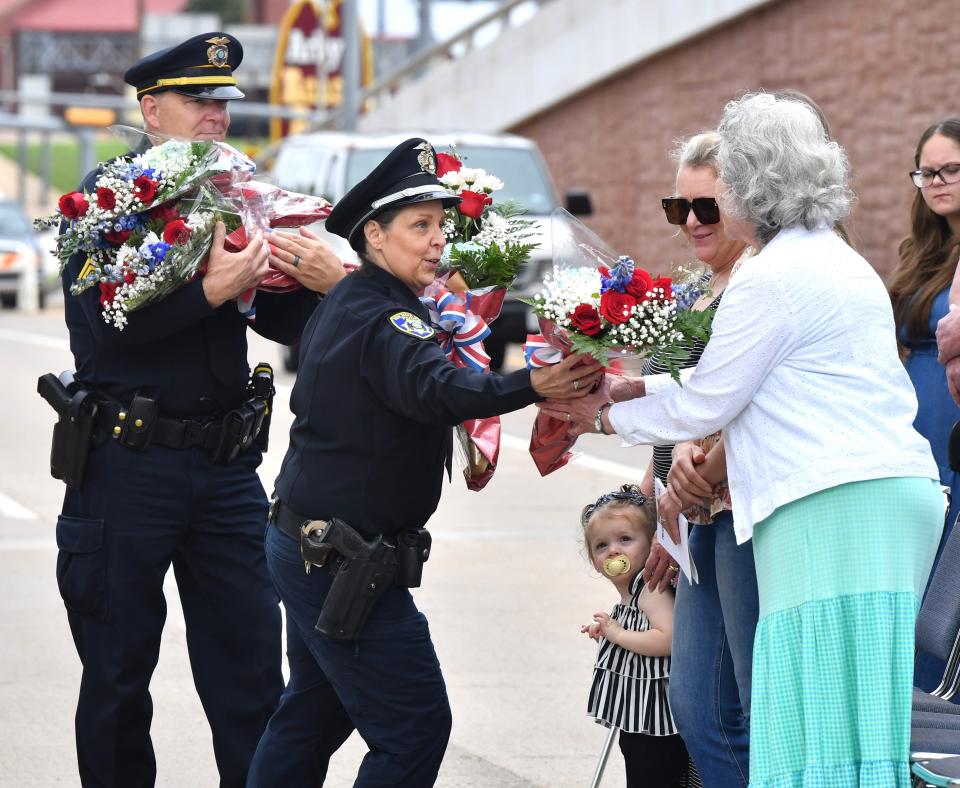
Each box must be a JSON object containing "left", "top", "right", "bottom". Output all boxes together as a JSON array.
[
  {"left": 247, "top": 524, "right": 452, "bottom": 788},
  {"left": 668, "top": 511, "right": 759, "bottom": 788}
]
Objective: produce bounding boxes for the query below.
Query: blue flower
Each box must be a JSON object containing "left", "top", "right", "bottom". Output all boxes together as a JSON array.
[
  {"left": 600, "top": 255, "right": 635, "bottom": 294},
  {"left": 148, "top": 241, "right": 171, "bottom": 264}
]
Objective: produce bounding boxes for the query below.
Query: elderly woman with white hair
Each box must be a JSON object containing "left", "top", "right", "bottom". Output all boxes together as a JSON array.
[{"left": 548, "top": 92, "right": 941, "bottom": 786}]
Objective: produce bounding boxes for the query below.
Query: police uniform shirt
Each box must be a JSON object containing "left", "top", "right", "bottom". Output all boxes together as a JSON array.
[
  {"left": 274, "top": 263, "right": 539, "bottom": 537},
  {"left": 64, "top": 162, "right": 319, "bottom": 417}
]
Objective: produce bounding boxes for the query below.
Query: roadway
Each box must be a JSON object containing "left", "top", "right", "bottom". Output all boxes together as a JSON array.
[{"left": 0, "top": 306, "right": 652, "bottom": 787}]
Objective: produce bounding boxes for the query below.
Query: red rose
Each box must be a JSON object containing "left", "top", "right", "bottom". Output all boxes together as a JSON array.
[
  {"left": 98, "top": 281, "right": 118, "bottom": 307},
  {"left": 624, "top": 268, "right": 654, "bottom": 302},
  {"left": 59, "top": 192, "right": 89, "bottom": 219},
  {"left": 96, "top": 188, "right": 116, "bottom": 210},
  {"left": 133, "top": 176, "right": 158, "bottom": 204},
  {"left": 600, "top": 290, "right": 637, "bottom": 324},
  {"left": 162, "top": 219, "right": 192, "bottom": 245},
  {"left": 568, "top": 303, "right": 603, "bottom": 336},
  {"left": 457, "top": 190, "right": 493, "bottom": 219},
  {"left": 103, "top": 229, "right": 131, "bottom": 245},
  {"left": 651, "top": 275, "right": 672, "bottom": 301},
  {"left": 436, "top": 153, "right": 462, "bottom": 177},
  {"left": 122, "top": 268, "right": 136, "bottom": 284},
  {"left": 149, "top": 202, "right": 181, "bottom": 223}
]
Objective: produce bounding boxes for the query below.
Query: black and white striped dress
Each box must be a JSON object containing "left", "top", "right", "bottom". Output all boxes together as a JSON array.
[{"left": 587, "top": 573, "right": 678, "bottom": 735}]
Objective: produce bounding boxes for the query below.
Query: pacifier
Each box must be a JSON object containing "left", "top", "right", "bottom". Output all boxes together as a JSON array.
[{"left": 602, "top": 555, "right": 631, "bottom": 577}]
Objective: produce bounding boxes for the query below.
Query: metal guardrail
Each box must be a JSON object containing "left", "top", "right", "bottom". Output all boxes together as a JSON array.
[{"left": 0, "top": 90, "right": 329, "bottom": 123}]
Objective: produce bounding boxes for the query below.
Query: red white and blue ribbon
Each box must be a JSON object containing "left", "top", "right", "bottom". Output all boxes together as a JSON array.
[
  {"left": 522, "top": 333, "right": 563, "bottom": 368},
  {"left": 420, "top": 289, "right": 491, "bottom": 372}
]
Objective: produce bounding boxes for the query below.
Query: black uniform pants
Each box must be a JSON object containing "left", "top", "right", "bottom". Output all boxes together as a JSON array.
[
  {"left": 55, "top": 439, "right": 283, "bottom": 788},
  {"left": 247, "top": 524, "right": 452, "bottom": 788}
]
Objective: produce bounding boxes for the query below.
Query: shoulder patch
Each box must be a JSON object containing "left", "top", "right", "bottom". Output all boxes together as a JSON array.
[{"left": 387, "top": 311, "right": 435, "bottom": 340}]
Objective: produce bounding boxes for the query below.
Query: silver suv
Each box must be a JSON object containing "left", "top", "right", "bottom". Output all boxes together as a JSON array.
[{"left": 261, "top": 131, "right": 592, "bottom": 370}]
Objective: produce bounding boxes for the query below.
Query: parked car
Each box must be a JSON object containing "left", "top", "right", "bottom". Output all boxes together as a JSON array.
[
  {"left": 0, "top": 198, "right": 56, "bottom": 309},
  {"left": 260, "top": 131, "right": 592, "bottom": 371}
]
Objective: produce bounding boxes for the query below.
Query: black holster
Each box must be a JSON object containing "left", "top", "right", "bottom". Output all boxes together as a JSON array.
[
  {"left": 37, "top": 372, "right": 99, "bottom": 490},
  {"left": 307, "top": 518, "right": 397, "bottom": 640}
]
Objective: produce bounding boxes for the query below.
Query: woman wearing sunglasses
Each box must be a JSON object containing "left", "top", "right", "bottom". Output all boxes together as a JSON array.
[
  {"left": 889, "top": 117, "right": 960, "bottom": 695},
  {"left": 642, "top": 132, "right": 759, "bottom": 787}
]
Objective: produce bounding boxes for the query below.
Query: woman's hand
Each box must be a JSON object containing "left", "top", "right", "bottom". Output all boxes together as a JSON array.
[
  {"left": 668, "top": 441, "right": 711, "bottom": 507},
  {"left": 580, "top": 621, "right": 602, "bottom": 641},
  {"left": 268, "top": 227, "right": 347, "bottom": 295},
  {"left": 590, "top": 612, "right": 623, "bottom": 643},
  {"left": 657, "top": 484, "right": 684, "bottom": 544},
  {"left": 536, "top": 384, "right": 610, "bottom": 430},
  {"left": 529, "top": 354, "right": 603, "bottom": 400},
  {"left": 642, "top": 537, "right": 678, "bottom": 592}
]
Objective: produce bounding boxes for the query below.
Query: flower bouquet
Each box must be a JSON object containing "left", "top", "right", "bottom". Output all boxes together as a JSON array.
[
  {"left": 417, "top": 148, "right": 540, "bottom": 491},
  {"left": 521, "top": 209, "right": 713, "bottom": 475},
  {"left": 39, "top": 128, "right": 330, "bottom": 329}
]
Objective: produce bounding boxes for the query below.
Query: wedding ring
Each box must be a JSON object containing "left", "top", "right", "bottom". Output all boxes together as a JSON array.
[
  {"left": 292, "top": 254, "right": 301, "bottom": 268},
  {"left": 565, "top": 412, "right": 571, "bottom": 421},
  {"left": 573, "top": 379, "right": 580, "bottom": 391}
]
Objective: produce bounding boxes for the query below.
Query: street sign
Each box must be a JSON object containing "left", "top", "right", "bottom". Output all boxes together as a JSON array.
[{"left": 269, "top": 0, "right": 372, "bottom": 142}]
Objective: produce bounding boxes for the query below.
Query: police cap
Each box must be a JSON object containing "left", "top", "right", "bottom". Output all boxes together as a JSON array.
[
  {"left": 326, "top": 138, "right": 460, "bottom": 251},
  {"left": 124, "top": 32, "right": 244, "bottom": 101}
]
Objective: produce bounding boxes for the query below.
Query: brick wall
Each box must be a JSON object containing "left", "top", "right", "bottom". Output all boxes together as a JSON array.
[{"left": 511, "top": 0, "right": 959, "bottom": 281}]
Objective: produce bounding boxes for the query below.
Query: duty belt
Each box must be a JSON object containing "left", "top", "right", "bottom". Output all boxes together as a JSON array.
[
  {"left": 269, "top": 498, "right": 324, "bottom": 543},
  {"left": 97, "top": 401, "right": 225, "bottom": 452}
]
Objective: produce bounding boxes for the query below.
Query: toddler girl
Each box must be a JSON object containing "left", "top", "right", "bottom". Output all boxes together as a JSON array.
[{"left": 581, "top": 484, "right": 691, "bottom": 788}]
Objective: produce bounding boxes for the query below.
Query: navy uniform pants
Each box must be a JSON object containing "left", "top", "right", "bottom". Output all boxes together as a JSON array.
[
  {"left": 55, "top": 438, "right": 283, "bottom": 788},
  {"left": 247, "top": 523, "right": 452, "bottom": 788}
]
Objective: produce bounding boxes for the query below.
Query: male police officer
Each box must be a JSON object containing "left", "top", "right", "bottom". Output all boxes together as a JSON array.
[{"left": 52, "top": 34, "right": 340, "bottom": 787}]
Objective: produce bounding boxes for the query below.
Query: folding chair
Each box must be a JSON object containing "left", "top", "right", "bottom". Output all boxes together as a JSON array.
[{"left": 911, "top": 509, "right": 960, "bottom": 785}]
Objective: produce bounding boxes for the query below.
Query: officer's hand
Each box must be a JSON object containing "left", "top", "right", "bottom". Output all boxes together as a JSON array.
[
  {"left": 202, "top": 222, "right": 270, "bottom": 309},
  {"left": 268, "top": 227, "right": 347, "bottom": 294},
  {"left": 529, "top": 353, "right": 603, "bottom": 400}
]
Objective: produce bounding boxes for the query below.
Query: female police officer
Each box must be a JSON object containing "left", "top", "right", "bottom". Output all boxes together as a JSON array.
[{"left": 246, "top": 139, "right": 601, "bottom": 787}]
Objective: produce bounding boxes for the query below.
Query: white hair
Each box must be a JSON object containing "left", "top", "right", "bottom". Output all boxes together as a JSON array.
[
  {"left": 717, "top": 92, "right": 852, "bottom": 244},
  {"left": 672, "top": 131, "right": 722, "bottom": 174}
]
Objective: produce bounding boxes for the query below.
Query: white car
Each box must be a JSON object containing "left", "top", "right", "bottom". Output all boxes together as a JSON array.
[
  {"left": 261, "top": 131, "right": 592, "bottom": 371},
  {"left": 0, "top": 198, "right": 57, "bottom": 309}
]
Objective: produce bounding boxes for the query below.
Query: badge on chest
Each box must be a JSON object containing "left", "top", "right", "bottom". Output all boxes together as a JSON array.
[{"left": 388, "top": 311, "right": 436, "bottom": 340}]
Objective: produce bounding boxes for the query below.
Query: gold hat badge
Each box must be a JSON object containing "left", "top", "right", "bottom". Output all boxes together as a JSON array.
[
  {"left": 415, "top": 141, "right": 436, "bottom": 175},
  {"left": 206, "top": 36, "right": 231, "bottom": 68}
]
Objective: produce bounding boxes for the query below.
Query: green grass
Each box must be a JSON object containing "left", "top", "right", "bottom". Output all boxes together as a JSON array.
[{"left": 0, "top": 137, "right": 268, "bottom": 195}]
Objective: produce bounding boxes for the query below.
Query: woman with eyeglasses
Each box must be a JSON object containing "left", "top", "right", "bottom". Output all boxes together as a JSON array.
[
  {"left": 544, "top": 92, "right": 941, "bottom": 787},
  {"left": 889, "top": 117, "right": 960, "bottom": 695},
  {"left": 643, "top": 132, "right": 758, "bottom": 788}
]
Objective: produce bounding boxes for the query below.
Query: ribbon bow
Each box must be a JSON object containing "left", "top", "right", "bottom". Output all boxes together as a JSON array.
[
  {"left": 420, "top": 289, "right": 492, "bottom": 372},
  {"left": 523, "top": 333, "right": 563, "bottom": 368}
]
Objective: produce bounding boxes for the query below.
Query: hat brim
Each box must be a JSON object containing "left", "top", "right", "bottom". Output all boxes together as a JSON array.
[
  {"left": 172, "top": 85, "right": 245, "bottom": 100},
  {"left": 346, "top": 191, "right": 461, "bottom": 247}
]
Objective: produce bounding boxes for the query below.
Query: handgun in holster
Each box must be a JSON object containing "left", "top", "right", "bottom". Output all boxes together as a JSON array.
[
  {"left": 304, "top": 518, "right": 398, "bottom": 641},
  {"left": 210, "top": 362, "right": 275, "bottom": 464},
  {"left": 37, "top": 371, "right": 98, "bottom": 490}
]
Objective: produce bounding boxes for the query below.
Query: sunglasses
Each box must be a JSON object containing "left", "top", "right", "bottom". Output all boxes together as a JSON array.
[{"left": 661, "top": 197, "right": 721, "bottom": 225}]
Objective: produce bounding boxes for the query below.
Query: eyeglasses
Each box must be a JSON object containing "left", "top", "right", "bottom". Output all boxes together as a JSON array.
[
  {"left": 909, "top": 163, "right": 960, "bottom": 189},
  {"left": 581, "top": 484, "right": 647, "bottom": 527},
  {"left": 661, "top": 197, "right": 721, "bottom": 225}
]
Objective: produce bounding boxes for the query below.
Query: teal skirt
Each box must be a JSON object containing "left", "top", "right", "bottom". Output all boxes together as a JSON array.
[{"left": 749, "top": 477, "right": 943, "bottom": 788}]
